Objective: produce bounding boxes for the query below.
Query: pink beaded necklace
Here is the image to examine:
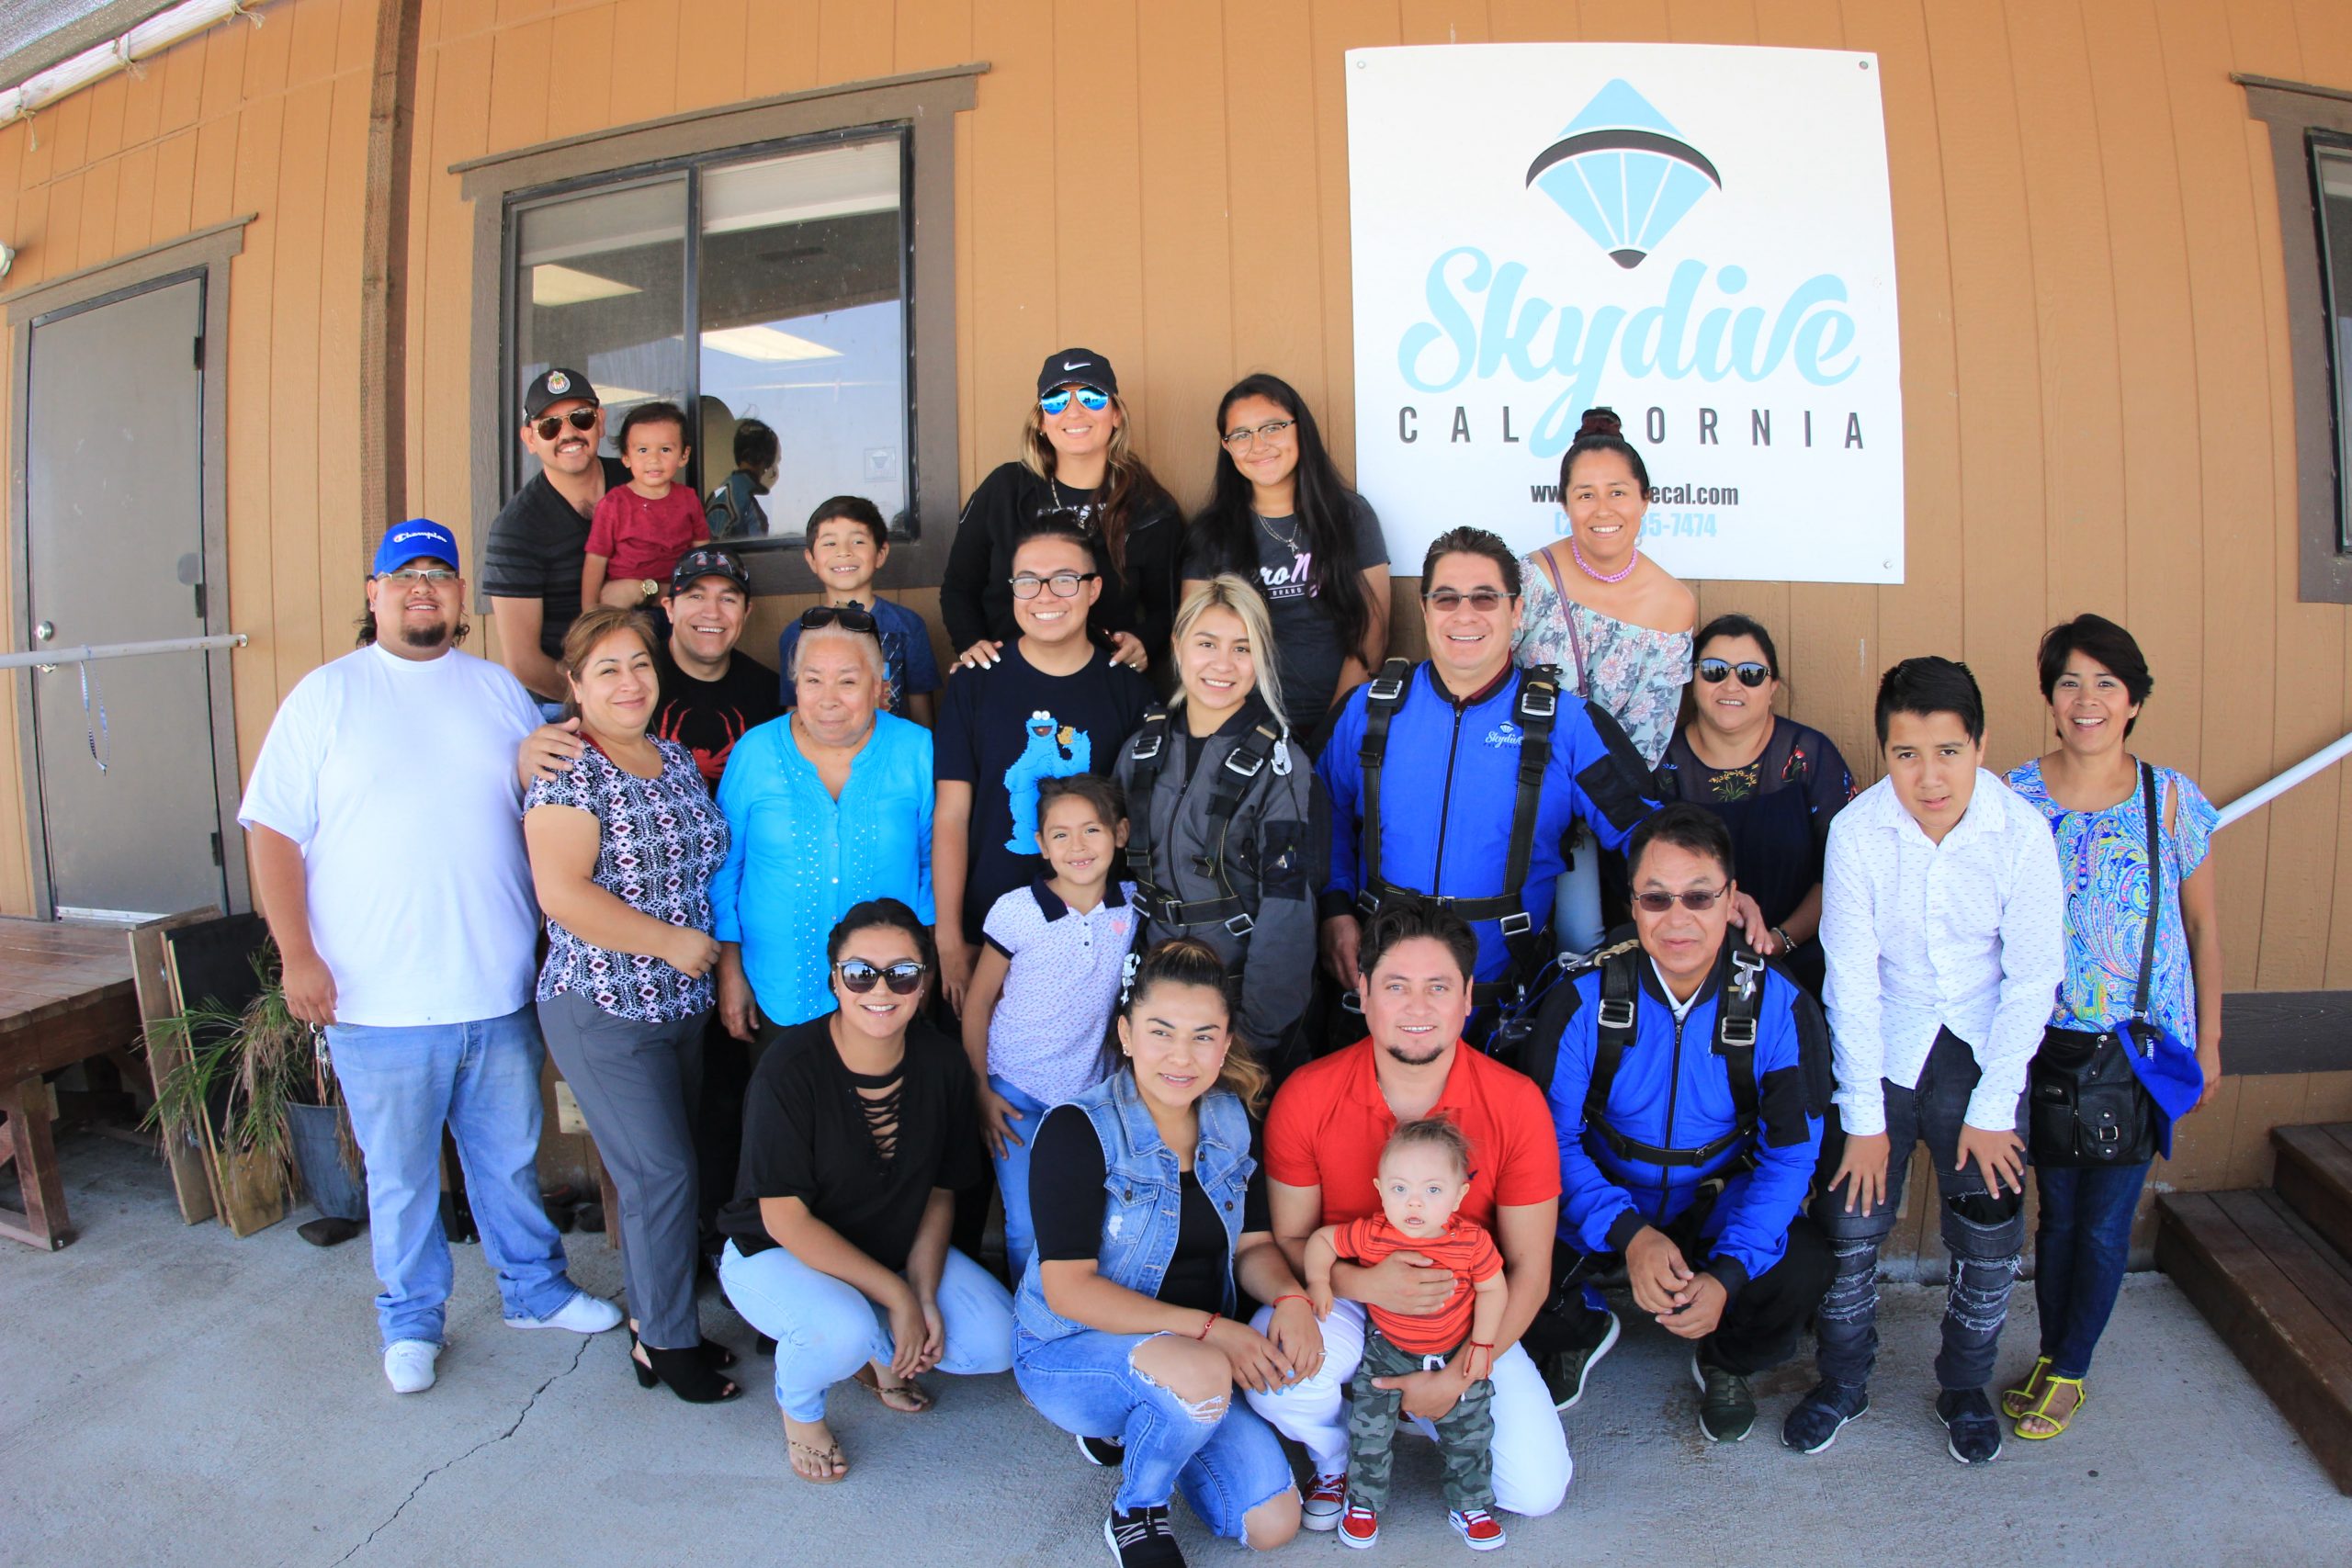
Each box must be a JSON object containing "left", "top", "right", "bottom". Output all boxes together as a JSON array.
[{"left": 1569, "top": 534, "right": 1638, "bottom": 583}]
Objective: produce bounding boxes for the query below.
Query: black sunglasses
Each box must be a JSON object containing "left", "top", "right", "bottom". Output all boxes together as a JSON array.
[
  {"left": 834, "top": 958, "right": 928, "bottom": 996},
  {"left": 800, "top": 604, "right": 878, "bottom": 635},
  {"left": 531, "top": 408, "right": 598, "bottom": 441},
  {"left": 1633, "top": 887, "right": 1728, "bottom": 913},
  {"left": 1696, "top": 659, "right": 1771, "bottom": 688}
]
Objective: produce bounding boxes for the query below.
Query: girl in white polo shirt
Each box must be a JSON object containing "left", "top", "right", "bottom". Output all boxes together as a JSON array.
[{"left": 960, "top": 773, "right": 1140, "bottom": 1280}]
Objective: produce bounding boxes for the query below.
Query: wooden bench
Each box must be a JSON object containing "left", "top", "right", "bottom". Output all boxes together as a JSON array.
[{"left": 0, "top": 919, "right": 146, "bottom": 1249}]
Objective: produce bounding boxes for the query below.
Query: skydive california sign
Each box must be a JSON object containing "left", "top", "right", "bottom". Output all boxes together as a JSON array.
[{"left": 1346, "top": 45, "right": 1905, "bottom": 583}]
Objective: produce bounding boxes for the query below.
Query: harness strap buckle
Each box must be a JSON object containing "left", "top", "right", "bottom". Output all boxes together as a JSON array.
[
  {"left": 1355, "top": 890, "right": 1382, "bottom": 918},
  {"left": 1498, "top": 910, "right": 1533, "bottom": 937},
  {"left": 1224, "top": 912, "right": 1255, "bottom": 937},
  {"left": 1519, "top": 683, "right": 1558, "bottom": 721},
  {"left": 1718, "top": 1016, "right": 1758, "bottom": 1048},
  {"left": 1223, "top": 748, "right": 1267, "bottom": 779},
  {"left": 1597, "top": 998, "right": 1635, "bottom": 1031},
  {"left": 1131, "top": 729, "right": 1163, "bottom": 762},
  {"left": 1368, "top": 675, "right": 1405, "bottom": 703}
]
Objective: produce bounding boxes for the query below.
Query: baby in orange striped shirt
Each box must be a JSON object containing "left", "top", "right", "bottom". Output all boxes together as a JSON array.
[{"left": 1304, "top": 1117, "right": 1510, "bottom": 1550}]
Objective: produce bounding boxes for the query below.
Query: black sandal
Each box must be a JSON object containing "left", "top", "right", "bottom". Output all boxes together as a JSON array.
[
  {"left": 629, "top": 1330, "right": 741, "bottom": 1403},
  {"left": 699, "top": 1337, "right": 738, "bottom": 1371}
]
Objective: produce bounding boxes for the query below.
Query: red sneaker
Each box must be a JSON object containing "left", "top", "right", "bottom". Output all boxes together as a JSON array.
[
  {"left": 1450, "top": 1508, "right": 1507, "bottom": 1551},
  {"left": 1300, "top": 1472, "right": 1348, "bottom": 1531},
  {"left": 1339, "top": 1502, "right": 1380, "bottom": 1550}
]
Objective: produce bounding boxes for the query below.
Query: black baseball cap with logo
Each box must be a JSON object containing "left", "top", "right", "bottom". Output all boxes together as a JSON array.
[
  {"left": 1036, "top": 347, "right": 1118, "bottom": 399},
  {"left": 670, "top": 545, "right": 752, "bottom": 596},
  {"left": 524, "top": 367, "right": 600, "bottom": 420}
]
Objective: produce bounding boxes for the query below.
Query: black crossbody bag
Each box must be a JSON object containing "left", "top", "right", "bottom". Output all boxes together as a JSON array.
[{"left": 2026, "top": 764, "right": 2161, "bottom": 1167}]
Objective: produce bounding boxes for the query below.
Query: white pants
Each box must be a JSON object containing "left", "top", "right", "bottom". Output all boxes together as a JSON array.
[{"left": 1245, "top": 1299, "right": 1571, "bottom": 1517}]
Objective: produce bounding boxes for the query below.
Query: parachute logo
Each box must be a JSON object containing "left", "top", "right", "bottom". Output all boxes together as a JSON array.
[{"left": 1526, "top": 79, "right": 1723, "bottom": 269}]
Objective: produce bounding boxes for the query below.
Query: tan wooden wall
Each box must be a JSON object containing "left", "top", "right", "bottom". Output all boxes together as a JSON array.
[{"left": 3, "top": 0, "right": 2351, "bottom": 1010}]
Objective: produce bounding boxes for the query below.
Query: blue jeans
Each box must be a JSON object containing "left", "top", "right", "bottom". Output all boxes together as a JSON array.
[
  {"left": 1016, "top": 1326, "right": 1298, "bottom": 1532},
  {"left": 989, "top": 1074, "right": 1052, "bottom": 1281},
  {"left": 718, "top": 1240, "right": 1013, "bottom": 1421},
  {"left": 327, "top": 1005, "right": 579, "bottom": 1348},
  {"left": 1812, "top": 1029, "right": 2028, "bottom": 1393},
  {"left": 2033, "top": 1161, "right": 2150, "bottom": 1379}
]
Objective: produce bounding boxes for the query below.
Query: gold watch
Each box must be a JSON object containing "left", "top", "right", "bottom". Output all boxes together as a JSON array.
[{"left": 639, "top": 579, "right": 661, "bottom": 601}]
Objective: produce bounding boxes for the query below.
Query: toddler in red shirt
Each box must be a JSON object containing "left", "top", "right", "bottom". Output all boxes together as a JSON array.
[
  {"left": 583, "top": 400, "right": 707, "bottom": 609},
  {"left": 1305, "top": 1116, "right": 1509, "bottom": 1551}
]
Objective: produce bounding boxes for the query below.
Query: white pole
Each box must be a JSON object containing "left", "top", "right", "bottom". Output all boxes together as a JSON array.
[
  {"left": 2215, "top": 729, "right": 2352, "bottom": 829},
  {"left": 0, "top": 633, "right": 248, "bottom": 671}
]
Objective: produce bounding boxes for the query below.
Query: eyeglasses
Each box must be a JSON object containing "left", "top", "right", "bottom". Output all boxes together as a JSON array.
[
  {"left": 799, "top": 604, "right": 878, "bottom": 635},
  {"left": 1011, "top": 570, "right": 1099, "bottom": 599},
  {"left": 1039, "top": 386, "right": 1111, "bottom": 416},
  {"left": 834, "top": 958, "right": 928, "bottom": 996},
  {"left": 1422, "top": 587, "right": 1515, "bottom": 613},
  {"left": 1632, "top": 887, "right": 1729, "bottom": 913},
  {"left": 1696, "top": 659, "right": 1772, "bottom": 688},
  {"left": 380, "top": 568, "right": 458, "bottom": 585},
  {"left": 530, "top": 408, "right": 598, "bottom": 442},
  {"left": 1220, "top": 418, "right": 1297, "bottom": 450}
]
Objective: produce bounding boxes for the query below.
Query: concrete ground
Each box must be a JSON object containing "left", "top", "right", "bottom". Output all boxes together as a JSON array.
[{"left": 3, "top": 1132, "right": 2346, "bottom": 1567}]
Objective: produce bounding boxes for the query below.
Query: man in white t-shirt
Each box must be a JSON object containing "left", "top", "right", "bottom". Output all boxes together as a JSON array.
[{"left": 238, "top": 519, "right": 621, "bottom": 1395}]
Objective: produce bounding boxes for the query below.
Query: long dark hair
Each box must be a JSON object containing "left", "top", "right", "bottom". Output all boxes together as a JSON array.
[{"left": 1193, "top": 375, "right": 1373, "bottom": 660}]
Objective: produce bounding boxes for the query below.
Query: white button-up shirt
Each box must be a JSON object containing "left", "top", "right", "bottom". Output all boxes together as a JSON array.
[{"left": 1818, "top": 770, "right": 2066, "bottom": 1136}]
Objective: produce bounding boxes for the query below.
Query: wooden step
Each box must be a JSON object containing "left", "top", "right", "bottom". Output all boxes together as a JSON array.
[
  {"left": 2274, "top": 1124, "right": 2352, "bottom": 1262},
  {"left": 2154, "top": 1188, "right": 2352, "bottom": 1494}
]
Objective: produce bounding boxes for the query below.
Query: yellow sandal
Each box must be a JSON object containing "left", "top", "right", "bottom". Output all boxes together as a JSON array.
[
  {"left": 2014, "top": 1374, "right": 2086, "bottom": 1439},
  {"left": 2001, "top": 1356, "right": 2052, "bottom": 1419}
]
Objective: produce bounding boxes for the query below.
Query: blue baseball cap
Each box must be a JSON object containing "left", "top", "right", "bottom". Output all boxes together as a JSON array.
[{"left": 372, "top": 519, "right": 460, "bottom": 576}]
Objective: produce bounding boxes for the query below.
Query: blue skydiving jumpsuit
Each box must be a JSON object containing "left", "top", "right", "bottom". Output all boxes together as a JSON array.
[
  {"left": 1317, "top": 661, "right": 1656, "bottom": 1001},
  {"left": 1537, "top": 947, "right": 1835, "bottom": 1376}
]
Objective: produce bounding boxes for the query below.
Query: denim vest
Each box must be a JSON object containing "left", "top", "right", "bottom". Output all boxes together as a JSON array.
[{"left": 1013, "top": 1070, "right": 1258, "bottom": 1344}]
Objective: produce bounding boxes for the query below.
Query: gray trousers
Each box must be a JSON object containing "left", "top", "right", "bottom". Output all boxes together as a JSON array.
[{"left": 537, "top": 990, "right": 707, "bottom": 1350}]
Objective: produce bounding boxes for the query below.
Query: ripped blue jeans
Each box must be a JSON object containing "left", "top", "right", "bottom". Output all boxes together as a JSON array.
[
  {"left": 1015, "top": 1326, "right": 1297, "bottom": 1533},
  {"left": 1813, "top": 1028, "right": 2028, "bottom": 1393}
]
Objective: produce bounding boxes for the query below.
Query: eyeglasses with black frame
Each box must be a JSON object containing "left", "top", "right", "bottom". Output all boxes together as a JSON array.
[
  {"left": 1039, "top": 386, "right": 1111, "bottom": 416},
  {"left": 1219, "top": 418, "right": 1297, "bottom": 450},
  {"left": 1010, "top": 570, "right": 1100, "bottom": 600},
  {"left": 1696, "top": 659, "right": 1772, "bottom": 688},
  {"left": 833, "top": 957, "right": 928, "bottom": 997},
  {"left": 531, "top": 408, "right": 599, "bottom": 442},
  {"left": 1631, "top": 887, "right": 1729, "bottom": 913},
  {"left": 1422, "top": 586, "right": 1516, "bottom": 613}
]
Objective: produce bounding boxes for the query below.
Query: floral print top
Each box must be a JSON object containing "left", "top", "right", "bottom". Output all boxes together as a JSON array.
[
  {"left": 1515, "top": 549, "right": 1692, "bottom": 766},
  {"left": 526, "top": 736, "right": 729, "bottom": 1023},
  {"left": 2004, "top": 758, "right": 2217, "bottom": 1047}
]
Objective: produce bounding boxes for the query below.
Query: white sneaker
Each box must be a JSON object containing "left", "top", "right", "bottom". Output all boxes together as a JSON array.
[
  {"left": 384, "top": 1339, "right": 441, "bottom": 1393},
  {"left": 503, "top": 1290, "right": 622, "bottom": 1334}
]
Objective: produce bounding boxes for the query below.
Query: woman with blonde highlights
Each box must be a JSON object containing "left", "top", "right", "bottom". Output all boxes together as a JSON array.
[{"left": 1114, "top": 576, "right": 1328, "bottom": 1073}]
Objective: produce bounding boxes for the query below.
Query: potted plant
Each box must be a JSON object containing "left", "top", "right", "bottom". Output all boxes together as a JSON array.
[{"left": 143, "top": 940, "right": 367, "bottom": 1246}]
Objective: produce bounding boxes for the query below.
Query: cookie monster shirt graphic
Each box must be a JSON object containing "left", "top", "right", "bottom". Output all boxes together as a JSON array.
[
  {"left": 934, "top": 643, "right": 1153, "bottom": 939},
  {"left": 1003, "top": 710, "right": 1092, "bottom": 852}
]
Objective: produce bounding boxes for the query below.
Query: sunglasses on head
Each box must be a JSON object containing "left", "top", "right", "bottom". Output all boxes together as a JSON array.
[
  {"left": 1696, "top": 659, "right": 1771, "bottom": 688},
  {"left": 1633, "top": 887, "right": 1729, "bottom": 913},
  {"left": 799, "top": 604, "right": 878, "bottom": 635},
  {"left": 834, "top": 958, "right": 928, "bottom": 996},
  {"left": 531, "top": 407, "right": 598, "bottom": 442},
  {"left": 1039, "top": 386, "right": 1111, "bottom": 416}
]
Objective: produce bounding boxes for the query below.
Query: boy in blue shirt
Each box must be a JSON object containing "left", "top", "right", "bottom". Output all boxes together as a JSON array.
[{"left": 777, "top": 495, "right": 940, "bottom": 725}]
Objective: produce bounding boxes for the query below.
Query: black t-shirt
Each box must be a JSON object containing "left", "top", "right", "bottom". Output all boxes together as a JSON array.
[
  {"left": 651, "top": 647, "right": 784, "bottom": 795},
  {"left": 933, "top": 642, "right": 1154, "bottom": 938},
  {"left": 719, "top": 1016, "right": 984, "bottom": 1271},
  {"left": 940, "top": 462, "right": 1182, "bottom": 660},
  {"left": 482, "top": 457, "right": 631, "bottom": 658},
  {"left": 1028, "top": 1101, "right": 1272, "bottom": 1316},
  {"left": 1184, "top": 491, "right": 1387, "bottom": 733}
]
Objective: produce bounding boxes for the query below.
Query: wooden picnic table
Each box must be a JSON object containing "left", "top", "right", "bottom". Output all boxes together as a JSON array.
[{"left": 0, "top": 918, "right": 144, "bottom": 1249}]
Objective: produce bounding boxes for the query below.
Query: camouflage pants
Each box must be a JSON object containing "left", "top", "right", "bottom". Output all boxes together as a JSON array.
[{"left": 1345, "top": 1328, "right": 1496, "bottom": 1514}]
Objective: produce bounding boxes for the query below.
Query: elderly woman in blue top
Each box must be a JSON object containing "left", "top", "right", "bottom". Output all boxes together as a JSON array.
[
  {"left": 1523, "top": 804, "right": 1832, "bottom": 1443},
  {"left": 1015, "top": 939, "right": 1318, "bottom": 1568},
  {"left": 2001, "top": 615, "right": 2222, "bottom": 1440},
  {"left": 713, "top": 611, "right": 934, "bottom": 1042}
]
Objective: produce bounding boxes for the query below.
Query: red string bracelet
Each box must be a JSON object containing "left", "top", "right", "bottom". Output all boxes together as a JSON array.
[
  {"left": 1272, "top": 1293, "right": 1310, "bottom": 1309},
  {"left": 1194, "top": 1313, "right": 1216, "bottom": 1339}
]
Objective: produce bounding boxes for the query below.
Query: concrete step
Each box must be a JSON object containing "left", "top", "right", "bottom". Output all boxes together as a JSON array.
[
  {"left": 2275, "top": 1124, "right": 2352, "bottom": 1262},
  {"left": 2155, "top": 1188, "right": 2352, "bottom": 1494}
]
